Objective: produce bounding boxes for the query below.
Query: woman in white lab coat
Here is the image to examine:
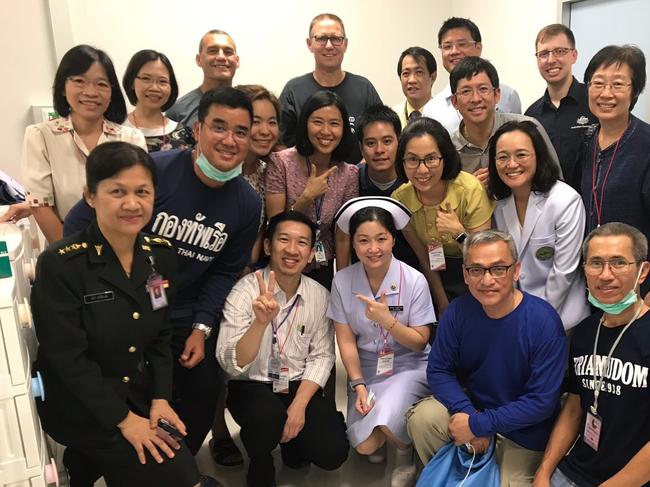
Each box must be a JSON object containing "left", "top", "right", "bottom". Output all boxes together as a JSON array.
[{"left": 488, "top": 120, "right": 589, "bottom": 330}]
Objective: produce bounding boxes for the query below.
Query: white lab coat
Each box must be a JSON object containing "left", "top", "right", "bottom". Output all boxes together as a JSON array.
[{"left": 493, "top": 180, "right": 590, "bottom": 330}]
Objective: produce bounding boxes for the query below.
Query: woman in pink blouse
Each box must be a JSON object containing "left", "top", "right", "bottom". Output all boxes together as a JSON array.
[{"left": 266, "top": 90, "right": 358, "bottom": 289}]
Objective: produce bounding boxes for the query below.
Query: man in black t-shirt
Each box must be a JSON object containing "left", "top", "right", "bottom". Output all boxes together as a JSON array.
[
  {"left": 533, "top": 222, "right": 650, "bottom": 487},
  {"left": 279, "top": 13, "right": 382, "bottom": 163}
]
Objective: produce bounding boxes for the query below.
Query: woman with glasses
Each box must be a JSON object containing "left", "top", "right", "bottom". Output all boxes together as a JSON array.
[
  {"left": 391, "top": 117, "right": 493, "bottom": 313},
  {"left": 266, "top": 90, "right": 358, "bottom": 290},
  {"left": 489, "top": 120, "right": 589, "bottom": 330},
  {"left": 15, "top": 45, "right": 146, "bottom": 243},
  {"left": 328, "top": 197, "right": 434, "bottom": 486},
  {"left": 575, "top": 45, "right": 650, "bottom": 297},
  {"left": 123, "top": 50, "right": 192, "bottom": 152}
]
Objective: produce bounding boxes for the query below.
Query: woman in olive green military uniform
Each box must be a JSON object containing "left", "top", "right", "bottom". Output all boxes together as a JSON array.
[{"left": 31, "top": 142, "right": 211, "bottom": 486}]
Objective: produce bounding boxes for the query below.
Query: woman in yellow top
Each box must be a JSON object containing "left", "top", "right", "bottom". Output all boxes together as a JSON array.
[{"left": 391, "top": 117, "right": 493, "bottom": 313}]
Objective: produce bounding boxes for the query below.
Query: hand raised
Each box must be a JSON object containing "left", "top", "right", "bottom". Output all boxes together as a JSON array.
[
  {"left": 356, "top": 292, "right": 393, "bottom": 329},
  {"left": 252, "top": 270, "right": 280, "bottom": 325},
  {"left": 303, "top": 164, "right": 337, "bottom": 201},
  {"left": 435, "top": 202, "right": 464, "bottom": 237}
]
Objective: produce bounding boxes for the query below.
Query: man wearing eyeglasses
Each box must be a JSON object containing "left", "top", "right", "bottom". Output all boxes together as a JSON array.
[
  {"left": 407, "top": 229, "right": 567, "bottom": 486},
  {"left": 533, "top": 222, "right": 650, "bottom": 487},
  {"left": 449, "top": 57, "right": 561, "bottom": 184},
  {"left": 422, "top": 17, "right": 521, "bottom": 134},
  {"left": 525, "top": 24, "right": 597, "bottom": 180},
  {"left": 278, "top": 13, "right": 382, "bottom": 163}
]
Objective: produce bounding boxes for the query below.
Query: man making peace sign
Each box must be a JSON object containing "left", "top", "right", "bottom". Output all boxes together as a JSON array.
[{"left": 216, "top": 211, "right": 349, "bottom": 487}]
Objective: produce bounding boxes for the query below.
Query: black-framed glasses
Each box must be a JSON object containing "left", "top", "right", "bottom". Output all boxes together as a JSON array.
[
  {"left": 403, "top": 155, "right": 443, "bottom": 169},
  {"left": 464, "top": 263, "right": 516, "bottom": 279},
  {"left": 535, "top": 47, "right": 574, "bottom": 60},
  {"left": 312, "top": 35, "right": 346, "bottom": 47},
  {"left": 583, "top": 259, "right": 640, "bottom": 276}
]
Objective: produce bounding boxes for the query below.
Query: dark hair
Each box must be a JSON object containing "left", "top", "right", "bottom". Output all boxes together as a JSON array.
[
  {"left": 487, "top": 121, "right": 560, "bottom": 200},
  {"left": 397, "top": 47, "right": 437, "bottom": 76},
  {"left": 53, "top": 44, "right": 126, "bottom": 123},
  {"left": 584, "top": 45, "right": 646, "bottom": 111},
  {"left": 199, "top": 29, "right": 233, "bottom": 53},
  {"left": 438, "top": 17, "right": 482, "bottom": 45},
  {"left": 356, "top": 105, "right": 401, "bottom": 144},
  {"left": 197, "top": 87, "right": 253, "bottom": 124},
  {"left": 450, "top": 56, "right": 500, "bottom": 94},
  {"left": 395, "top": 117, "right": 461, "bottom": 182},
  {"left": 535, "top": 24, "right": 575, "bottom": 49},
  {"left": 234, "top": 84, "right": 280, "bottom": 119},
  {"left": 309, "top": 13, "right": 346, "bottom": 37},
  {"left": 122, "top": 50, "right": 179, "bottom": 111},
  {"left": 295, "top": 90, "right": 355, "bottom": 163},
  {"left": 86, "top": 141, "right": 156, "bottom": 194},
  {"left": 349, "top": 206, "right": 397, "bottom": 240},
  {"left": 582, "top": 222, "right": 648, "bottom": 263},
  {"left": 264, "top": 211, "right": 317, "bottom": 248}
]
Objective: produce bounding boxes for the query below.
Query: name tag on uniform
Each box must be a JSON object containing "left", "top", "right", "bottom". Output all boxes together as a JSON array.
[
  {"left": 147, "top": 273, "right": 168, "bottom": 310},
  {"left": 388, "top": 306, "right": 404, "bottom": 312},
  {"left": 583, "top": 411, "right": 602, "bottom": 451},
  {"left": 84, "top": 291, "right": 114, "bottom": 304},
  {"left": 428, "top": 241, "right": 446, "bottom": 271}
]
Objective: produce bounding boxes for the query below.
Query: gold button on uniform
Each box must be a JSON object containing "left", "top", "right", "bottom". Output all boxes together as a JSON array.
[
  {"left": 122, "top": 376, "right": 130, "bottom": 383},
  {"left": 132, "top": 312, "right": 140, "bottom": 320},
  {"left": 128, "top": 346, "right": 136, "bottom": 353}
]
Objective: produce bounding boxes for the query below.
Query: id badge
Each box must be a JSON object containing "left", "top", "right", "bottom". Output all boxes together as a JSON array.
[
  {"left": 428, "top": 241, "right": 446, "bottom": 271},
  {"left": 147, "top": 273, "right": 168, "bottom": 310},
  {"left": 314, "top": 240, "right": 327, "bottom": 263},
  {"left": 267, "top": 355, "right": 281, "bottom": 380},
  {"left": 376, "top": 349, "right": 394, "bottom": 376},
  {"left": 583, "top": 411, "right": 602, "bottom": 451},
  {"left": 273, "top": 366, "right": 290, "bottom": 394}
]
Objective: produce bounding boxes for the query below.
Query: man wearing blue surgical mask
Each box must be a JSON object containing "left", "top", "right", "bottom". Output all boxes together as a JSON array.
[
  {"left": 64, "top": 87, "right": 262, "bottom": 461},
  {"left": 533, "top": 222, "right": 650, "bottom": 487}
]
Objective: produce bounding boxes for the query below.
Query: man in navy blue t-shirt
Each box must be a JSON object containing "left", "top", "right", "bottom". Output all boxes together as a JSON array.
[
  {"left": 65, "top": 88, "right": 262, "bottom": 458},
  {"left": 406, "top": 230, "right": 567, "bottom": 485}
]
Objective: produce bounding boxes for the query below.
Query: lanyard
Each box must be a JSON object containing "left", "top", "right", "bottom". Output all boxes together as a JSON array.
[
  {"left": 591, "top": 303, "right": 643, "bottom": 414},
  {"left": 591, "top": 131, "right": 622, "bottom": 227},
  {"left": 378, "top": 263, "right": 404, "bottom": 351},
  {"left": 271, "top": 295, "right": 300, "bottom": 356},
  {"left": 306, "top": 158, "right": 324, "bottom": 231}
]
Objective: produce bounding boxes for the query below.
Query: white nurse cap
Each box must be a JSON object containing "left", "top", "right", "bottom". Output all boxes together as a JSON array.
[{"left": 334, "top": 196, "right": 412, "bottom": 235}]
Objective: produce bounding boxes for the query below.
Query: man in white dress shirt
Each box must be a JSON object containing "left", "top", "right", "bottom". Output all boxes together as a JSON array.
[
  {"left": 392, "top": 46, "right": 437, "bottom": 129},
  {"left": 423, "top": 17, "right": 521, "bottom": 133},
  {"left": 217, "top": 211, "right": 348, "bottom": 487}
]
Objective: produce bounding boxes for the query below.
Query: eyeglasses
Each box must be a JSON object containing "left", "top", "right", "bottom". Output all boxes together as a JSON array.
[
  {"left": 535, "top": 47, "right": 574, "bottom": 60},
  {"left": 135, "top": 75, "right": 170, "bottom": 88},
  {"left": 312, "top": 35, "right": 346, "bottom": 47},
  {"left": 66, "top": 76, "right": 112, "bottom": 92},
  {"left": 464, "top": 263, "right": 516, "bottom": 279},
  {"left": 495, "top": 151, "right": 534, "bottom": 165},
  {"left": 587, "top": 81, "right": 632, "bottom": 93},
  {"left": 455, "top": 86, "right": 496, "bottom": 100},
  {"left": 204, "top": 123, "right": 249, "bottom": 142},
  {"left": 583, "top": 259, "right": 640, "bottom": 276},
  {"left": 439, "top": 40, "right": 478, "bottom": 52},
  {"left": 403, "top": 155, "right": 443, "bottom": 169}
]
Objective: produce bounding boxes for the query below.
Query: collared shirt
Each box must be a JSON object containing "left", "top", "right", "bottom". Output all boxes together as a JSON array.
[
  {"left": 217, "top": 267, "right": 335, "bottom": 387},
  {"left": 391, "top": 172, "right": 494, "bottom": 257},
  {"left": 22, "top": 117, "right": 146, "bottom": 220},
  {"left": 451, "top": 111, "right": 562, "bottom": 176},
  {"left": 327, "top": 257, "right": 434, "bottom": 358},
  {"left": 422, "top": 82, "right": 522, "bottom": 134},
  {"left": 525, "top": 77, "right": 597, "bottom": 179},
  {"left": 391, "top": 97, "right": 435, "bottom": 130}
]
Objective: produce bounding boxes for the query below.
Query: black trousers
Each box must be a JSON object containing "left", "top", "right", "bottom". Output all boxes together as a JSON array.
[
  {"left": 171, "top": 322, "right": 221, "bottom": 455},
  {"left": 63, "top": 435, "right": 199, "bottom": 487},
  {"left": 227, "top": 380, "right": 349, "bottom": 487}
]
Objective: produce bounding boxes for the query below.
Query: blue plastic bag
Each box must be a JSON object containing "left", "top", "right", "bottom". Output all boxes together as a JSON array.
[{"left": 415, "top": 439, "right": 500, "bottom": 487}]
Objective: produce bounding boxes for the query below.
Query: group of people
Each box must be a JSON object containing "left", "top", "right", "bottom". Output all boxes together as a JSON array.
[{"left": 2, "top": 9, "right": 649, "bottom": 487}]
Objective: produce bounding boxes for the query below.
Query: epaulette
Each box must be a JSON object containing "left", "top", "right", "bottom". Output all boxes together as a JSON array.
[
  {"left": 143, "top": 236, "right": 172, "bottom": 247},
  {"left": 56, "top": 241, "right": 88, "bottom": 257}
]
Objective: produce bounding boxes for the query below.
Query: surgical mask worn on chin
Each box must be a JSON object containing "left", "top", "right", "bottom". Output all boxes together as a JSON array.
[
  {"left": 588, "top": 266, "right": 644, "bottom": 315},
  {"left": 195, "top": 150, "right": 242, "bottom": 183}
]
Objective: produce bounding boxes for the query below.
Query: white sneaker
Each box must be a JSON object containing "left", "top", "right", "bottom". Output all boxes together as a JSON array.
[
  {"left": 390, "top": 463, "right": 417, "bottom": 487},
  {"left": 367, "top": 444, "right": 386, "bottom": 464}
]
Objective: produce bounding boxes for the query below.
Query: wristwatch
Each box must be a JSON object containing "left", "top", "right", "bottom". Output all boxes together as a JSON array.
[
  {"left": 455, "top": 232, "right": 467, "bottom": 244},
  {"left": 348, "top": 378, "right": 366, "bottom": 392},
  {"left": 192, "top": 323, "right": 213, "bottom": 339}
]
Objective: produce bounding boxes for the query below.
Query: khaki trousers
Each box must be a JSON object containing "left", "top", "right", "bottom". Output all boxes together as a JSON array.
[{"left": 406, "top": 396, "right": 543, "bottom": 487}]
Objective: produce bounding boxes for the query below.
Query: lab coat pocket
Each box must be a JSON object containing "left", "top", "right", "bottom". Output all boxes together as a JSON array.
[{"left": 529, "top": 235, "right": 556, "bottom": 265}]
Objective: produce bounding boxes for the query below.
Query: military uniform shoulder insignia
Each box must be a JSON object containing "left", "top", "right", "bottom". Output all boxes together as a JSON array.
[
  {"left": 144, "top": 236, "right": 172, "bottom": 247},
  {"left": 56, "top": 241, "right": 88, "bottom": 257}
]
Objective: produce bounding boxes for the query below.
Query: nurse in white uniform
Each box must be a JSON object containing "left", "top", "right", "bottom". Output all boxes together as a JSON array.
[
  {"left": 488, "top": 120, "right": 589, "bottom": 330},
  {"left": 327, "top": 196, "right": 435, "bottom": 487}
]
